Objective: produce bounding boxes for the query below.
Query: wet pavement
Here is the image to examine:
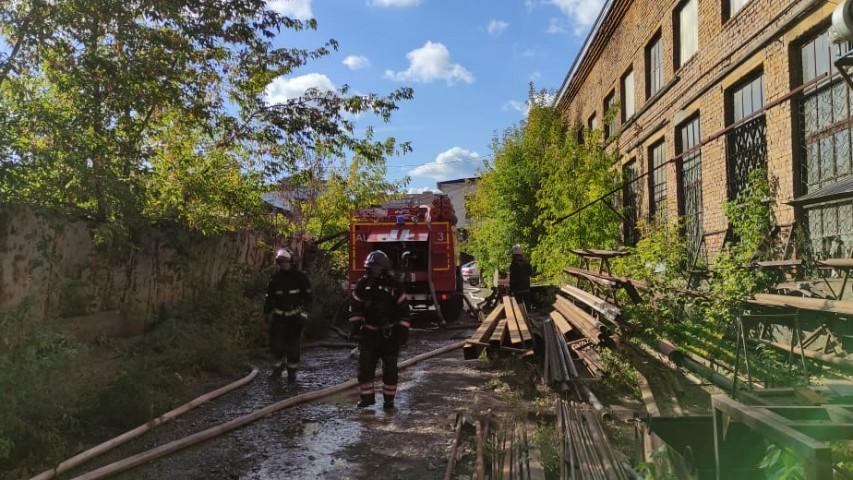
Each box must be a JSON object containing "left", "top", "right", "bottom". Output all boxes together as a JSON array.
[{"left": 63, "top": 325, "right": 502, "bottom": 480}]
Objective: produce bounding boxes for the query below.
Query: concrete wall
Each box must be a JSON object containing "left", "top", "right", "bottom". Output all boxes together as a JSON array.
[
  {"left": 0, "top": 206, "right": 270, "bottom": 335},
  {"left": 437, "top": 179, "right": 478, "bottom": 229},
  {"left": 557, "top": 0, "right": 834, "bottom": 257}
]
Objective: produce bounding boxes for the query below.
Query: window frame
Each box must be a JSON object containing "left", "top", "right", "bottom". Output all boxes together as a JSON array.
[
  {"left": 646, "top": 31, "right": 664, "bottom": 99},
  {"left": 621, "top": 68, "right": 635, "bottom": 123},
  {"left": 723, "top": 0, "right": 751, "bottom": 22},
  {"left": 674, "top": 0, "right": 698, "bottom": 69},
  {"left": 588, "top": 112, "right": 598, "bottom": 131},
  {"left": 604, "top": 90, "right": 617, "bottom": 139},
  {"left": 647, "top": 139, "right": 668, "bottom": 223},
  {"left": 676, "top": 115, "right": 703, "bottom": 253},
  {"left": 622, "top": 159, "right": 640, "bottom": 245}
]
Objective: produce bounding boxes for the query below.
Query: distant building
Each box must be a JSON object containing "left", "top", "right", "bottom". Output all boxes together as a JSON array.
[
  {"left": 437, "top": 177, "right": 479, "bottom": 230},
  {"left": 555, "top": 0, "right": 853, "bottom": 260}
]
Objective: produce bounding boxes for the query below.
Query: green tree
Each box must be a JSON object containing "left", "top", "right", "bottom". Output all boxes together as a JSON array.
[
  {"left": 467, "top": 88, "right": 619, "bottom": 282},
  {"left": 0, "top": 0, "right": 412, "bottom": 238}
]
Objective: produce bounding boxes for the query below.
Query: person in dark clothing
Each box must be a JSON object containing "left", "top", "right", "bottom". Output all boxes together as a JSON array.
[
  {"left": 264, "top": 248, "right": 313, "bottom": 382},
  {"left": 349, "top": 250, "right": 411, "bottom": 410},
  {"left": 509, "top": 244, "right": 533, "bottom": 309}
]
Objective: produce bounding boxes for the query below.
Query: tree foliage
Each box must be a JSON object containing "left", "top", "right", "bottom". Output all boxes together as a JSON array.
[
  {"left": 0, "top": 0, "right": 412, "bottom": 240},
  {"left": 466, "top": 88, "right": 620, "bottom": 282}
]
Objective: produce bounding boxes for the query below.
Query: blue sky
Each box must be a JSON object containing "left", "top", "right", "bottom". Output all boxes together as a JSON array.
[{"left": 266, "top": 0, "right": 604, "bottom": 192}]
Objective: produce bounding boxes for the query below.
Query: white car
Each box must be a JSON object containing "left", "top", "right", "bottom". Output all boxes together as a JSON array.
[{"left": 461, "top": 261, "right": 480, "bottom": 286}]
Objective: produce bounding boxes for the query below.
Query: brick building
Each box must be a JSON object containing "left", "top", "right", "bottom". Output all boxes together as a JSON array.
[{"left": 555, "top": 0, "right": 853, "bottom": 262}]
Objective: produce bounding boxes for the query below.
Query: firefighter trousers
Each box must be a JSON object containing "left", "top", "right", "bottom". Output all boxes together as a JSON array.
[
  {"left": 357, "top": 329, "right": 399, "bottom": 400},
  {"left": 269, "top": 314, "right": 303, "bottom": 368}
]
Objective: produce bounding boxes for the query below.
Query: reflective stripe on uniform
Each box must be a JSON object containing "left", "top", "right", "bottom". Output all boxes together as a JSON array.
[
  {"left": 273, "top": 308, "right": 301, "bottom": 316},
  {"left": 287, "top": 362, "right": 300, "bottom": 369},
  {"left": 360, "top": 383, "right": 374, "bottom": 394},
  {"left": 288, "top": 289, "right": 301, "bottom": 294},
  {"left": 382, "top": 384, "right": 397, "bottom": 395},
  {"left": 275, "top": 290, "right": 284, "bottom": 295},
  {"left": 399, "top": 320, "right": 411, "bottom": 328},
  {"left": 352, "top": 291, "right": 363, "bottom": 302},
  {"left": 349, "top": 315, "right": 365, "bottom": 323},
  {"left": 397, "top": 292, "right": 407, "bottom": 304},
  {"left": 363, "top": 324, "right": 379, "bottom": 331}
]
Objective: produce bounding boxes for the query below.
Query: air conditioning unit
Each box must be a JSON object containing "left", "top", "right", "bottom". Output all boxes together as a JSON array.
[{"left": 831, "top": 0, "right": 853, "bottom": 44}]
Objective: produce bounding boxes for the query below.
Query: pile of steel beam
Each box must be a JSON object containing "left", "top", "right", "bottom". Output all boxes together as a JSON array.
[
  {"left": 464, "top": 295, "right": 534, "bottom": 359},
  {"left": 487, "top": 418, "right": 546, "bottom": 480},
  {"left": 556, "top": 399, "right": 630, "bottom": 480}
]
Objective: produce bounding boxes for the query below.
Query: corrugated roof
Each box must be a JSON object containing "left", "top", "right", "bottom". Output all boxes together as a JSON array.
[{"left": 789, "top": 175, "right": 853, "bottom": 206}]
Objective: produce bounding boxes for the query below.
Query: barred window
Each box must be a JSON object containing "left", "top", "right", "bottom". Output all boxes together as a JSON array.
[
  {"left": 797, "top": 29, "right": 853, "bottom": 258},
  {"left": 726, "top": 72, "right": 767, "bottom": 199},
  {"left": 724, "top": 0, "right": 750, "bottom": 21},
  {"left": 677, "top": 116, "right": 703, "bottom": 254},
  {"left": 646, "top": 32, "right": 664, "bottom": 98},
  {"left": 622, "top": 160, "right": 640, "bottom": 245},
  {"left": 648, "top": 140, "right": 667, "bottom": 224}
]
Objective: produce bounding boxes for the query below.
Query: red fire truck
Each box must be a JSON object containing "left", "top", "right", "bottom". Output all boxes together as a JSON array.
[{"left": 348, "top": 194, "right": 463, "bottom": 322}]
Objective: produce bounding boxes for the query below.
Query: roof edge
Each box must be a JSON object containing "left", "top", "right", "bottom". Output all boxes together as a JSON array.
[{"left": 552, "top": 0, "right": 616, "bottom": 110}]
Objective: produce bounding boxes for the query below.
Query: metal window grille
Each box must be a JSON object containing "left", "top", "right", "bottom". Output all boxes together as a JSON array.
[
  {"left": 798, "top": 29, "right": 853, "bottom": 257},
  {"left": 678, "top": 117, "right": 703, "bottom": 255},
  {"left": 726, "top": 74, "right": 767, "bottom": 199},
  {"left": 622, "top": 160, "right": 640, "bottom": 245},
  {"left": 649, "top": 141, "right": 667, "bottom": 225}
]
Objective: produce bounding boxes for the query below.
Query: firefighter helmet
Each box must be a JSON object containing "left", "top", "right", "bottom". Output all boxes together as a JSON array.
[
  {"left": 275, "top": 248, "right": 293, "bottom": 262},
  {"left": 511, "top": 244, "right": 523, "bottom": 255},
  {"left": 364, "top": 250, "right": 391, "bottom": 271}
]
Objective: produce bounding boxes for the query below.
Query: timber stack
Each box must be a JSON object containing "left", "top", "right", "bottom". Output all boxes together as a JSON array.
[{"left": 463, "top": 295, "right": 534, "bottom": 359}]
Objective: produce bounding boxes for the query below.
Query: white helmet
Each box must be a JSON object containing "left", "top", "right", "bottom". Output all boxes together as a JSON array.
[
  {"left": 275, "top": 248, "right": 293, "bottom": 262},
  {"left": 511, "top": 244, "right": 523, "bottom": 255}
]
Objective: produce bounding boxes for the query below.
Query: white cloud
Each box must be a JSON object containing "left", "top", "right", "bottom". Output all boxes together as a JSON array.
[
  {"left": 264, "top": 73, "right": 334, "bottom": 104},
  {"left": 368, "top": 0, "right": 420, "bottom": 6},
  {"left": 545, "top": 17, "right": 568, "bottom": 34},
  {"left": 530, "top": 71, "right": 542, "bottom": 81},
  {"left": 527, "top": 0, "right": 605, "bottom": 33},
  {"left": 342, "top": 55, "right": 370, "bottom": 70},
  {"left": 548, "top": 0, "right": 605, "bottom": 27},
  {"left": 407, "top": 186, "right": 434, "bottom": 194},
  {"left": 268, "top": 0, "right": 312, "bottom": 20},
  {"left": 503, "top": 100, "right": 530, "bottom": 116},
  {"left": 409, "top": 147, "right": 480, "bottom": 180},
  {"left": 385, "top": 41, "right": 475, "bottom": 85},
  {"left": 487, "top": 19, "right": 509, "bottom": 36}
]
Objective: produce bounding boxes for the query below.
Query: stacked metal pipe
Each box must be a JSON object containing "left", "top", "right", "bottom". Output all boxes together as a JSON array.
[
  {"left": 542, "top": 317, "right": 579, "bottom": 389},
  {"left": 488, "top": 418, "right": 546, "bottom": 480},
  {"left": 556, "top": 400, "right": 630, "bottom": 480}
]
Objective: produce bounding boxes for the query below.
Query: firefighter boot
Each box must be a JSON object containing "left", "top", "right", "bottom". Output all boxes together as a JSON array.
[
  {"left": 286, "top": 367, "right": 297, "bottom": 383},
  {"left": 269, "top": 363, "right": 284, "bottom": 379},
  {"left": 357, "top": 394, "right": 376, "bottom": 408},
  {"left": 383, "top": 394, "right": 395, "bottom": 410}
]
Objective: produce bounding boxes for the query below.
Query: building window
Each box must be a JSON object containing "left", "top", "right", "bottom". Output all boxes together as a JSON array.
[
  {"left": 723, "top": 0, "right": 750, "bottom": 21},
  {"left": 604, "top": 91, "right": 617, "bottom": 139},
  {"left": 675, "top": 0, "right": 698, "bottom": 69},
  {"left": 648, "top": 140, "right": 667, "bottom": 224},
  {"left": 646, "top": 32, "right": 664, "bottom": 98},
  {"left": 677, "top": 116, "right": 703, "bottom": 254},
  {"left": 588, "top": 113, "right": 598, "bottom": 131},
  {"left": 621, "top": 69, "right": 635, "bottom": 122},
  {"left": 726, "top": 71, "right": 766, "bottom": 199},
  {"left": 622, "top": 160, "right": 640, "bottom": 245},
  {"left": 796, "top": 29, "right": 853, "bottom": 258}
]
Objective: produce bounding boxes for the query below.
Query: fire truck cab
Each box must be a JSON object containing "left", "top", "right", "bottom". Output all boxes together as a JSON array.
[{"left": 348, "top": 194, "right": 463, "bottom": 323}]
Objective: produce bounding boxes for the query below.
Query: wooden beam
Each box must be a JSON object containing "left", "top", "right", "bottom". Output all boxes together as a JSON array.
[{"left": 752, "top": 293, "right": 853, "bottom": 316}]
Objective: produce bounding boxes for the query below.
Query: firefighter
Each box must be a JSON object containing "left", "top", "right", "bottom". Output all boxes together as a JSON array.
[
  {"left": 349, "top": 250, "right": 411, "bottom": 410},
  {"left": 509, "top": 244, "right": 533, "bottom": 309},
  {"left": 264, "top": 248, "right": 313, "bottom": 382}
]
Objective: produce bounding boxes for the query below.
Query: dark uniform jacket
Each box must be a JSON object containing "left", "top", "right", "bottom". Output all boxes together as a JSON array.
[
  {"left": 264, "top": 269, "right": 313, "bottom": 316},
  {"left": 348, "top": 274, "right": 411, "bottom": 332},
  {"left": 509, "top": 256, "right": 532, "bottom": 294}
]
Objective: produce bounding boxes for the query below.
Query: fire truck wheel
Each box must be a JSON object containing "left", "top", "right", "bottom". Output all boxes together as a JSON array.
[{"left": 439, "top": 295, "right": 463, "bottom": 323}]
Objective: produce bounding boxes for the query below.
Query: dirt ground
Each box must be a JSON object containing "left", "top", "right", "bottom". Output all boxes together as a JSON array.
[{"left": 60, "top": 323, "right": 519, "bottom": 480}]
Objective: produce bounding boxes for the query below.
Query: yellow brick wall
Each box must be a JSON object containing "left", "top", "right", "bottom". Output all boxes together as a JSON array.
[{"left": 557, "top": 0, "right": 836, "bottom": 257}]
